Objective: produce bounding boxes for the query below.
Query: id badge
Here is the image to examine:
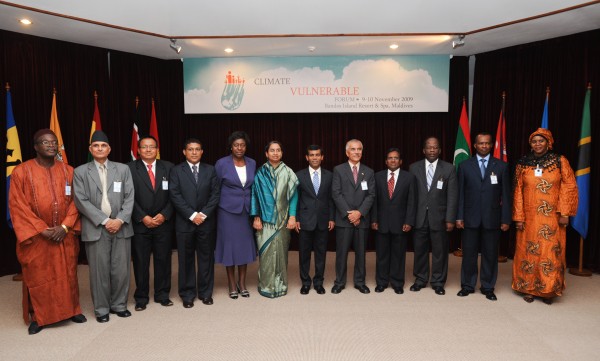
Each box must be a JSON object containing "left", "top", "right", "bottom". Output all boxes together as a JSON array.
[
  {"left": 534, "top": 167, "right": 543, "bottom": 177},
  {"left": 490, "top": 174, "right": 498, "bottom": 184},
  {"left": 162, "top": 180, "right": 169, "bottom": 190},
  {"left": 437, "top": 180, "right": 444, "bottom": 189},
  {"left": 65, "top": 185, "right": 72, "bottom": 196},
  {"left": 361, "top": 180, "right": 368, "bottom": 190},
  {"left": 114, "top": 181, "right": 122, "bottom": 193}
]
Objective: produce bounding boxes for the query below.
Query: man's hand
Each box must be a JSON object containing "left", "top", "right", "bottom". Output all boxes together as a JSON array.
[
  {"left": 142, "top": 215, "right": 158, "bottom": 228},
  {"left": 295, "top": 222, "right": 301, "bottom": 233},
  {"left": 446, "top": 222, "right": 455, "bottom": 232},
  {"left": 347, "top": 210, "right": 361, "bottom": 224},
  {"left": 456, "top": 220, "right": 464, "bottom": 229},
  {"left": 371, "top": 223, "right": 378, "bottom": 231},
  {"left": 286, "top": 216, "right": 296, "bottom": 230},
  {"left": 43, "top": 226, "right": 67, "bottom": 242},
  {"left": 328, "top": 221, "right": 335, "bottom": 231},
  {"left": 402, "top": 224, "right": 412, "bottom": 232},
  {"left": 192, "top": 214, "right": 205, "bottom": 226},
  {"left": 105, "top": 219, "right": 123, "bottom": 234},
  {"left": 515, "top": 221, "right": 524, "bottom": 231},
  {"left": 500, "top": 223, "right": 510, "bottom": 232},
  {"left": 253, "top": 217, "right": 263, "bottom": 231}
]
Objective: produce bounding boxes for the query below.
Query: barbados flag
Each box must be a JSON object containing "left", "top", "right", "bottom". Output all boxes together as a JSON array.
[
  {"left": 5, "top": 84, "right": 22, "bottom": 228},
  {"left": 571, "top": 84, "right": 591, "bottom": 239}
]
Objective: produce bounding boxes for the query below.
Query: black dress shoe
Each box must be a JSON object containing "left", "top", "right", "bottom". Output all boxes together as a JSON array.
[
  {"left": 70, "top": 314, "right": 87, "bottom": 323},
  {"left": 300, "top": 285, "right": 310, "bottom": 295},
  {"left": 200, "top": 297, "right": 214, "bottom": 305},
  {"left": 158, "top": 299, "right": 174, "bottom": 307},
  {"left": 354, "top": 285, "right": 370, "bottom": 294},
  {"left": 484, "top": 291, "right": 498, "bottom": 301},
  {"left": 96, "top": 314, "right": 109, "bottom": 323},
  {"left": 433, "top": 286, "right": 445, "bottom": 295},
  {"left": 135, "top": 303, "right": 147, "bottom": 311},
  {"left": 110, "top": 309, "right": 132, "bottom": 318},
  {"left": 457, "top": 288, "right": 474, "bottom": 297},
  {"left": 394, "top": 287, "right": 404, "bottom": 294},
  {"left": 331, "top": 285, "right": 344, "bottom": 294},
  {"left": 375, "top": 285, "right": 386, "bottom": 293},
  {"left": 28, "top": 321, "right": 43, "bottom": 335},
  {"left": 409, "top": 283, "right": 424, "bottom": 292},
  {"left": 315, "top": 286, "right": 326, "bottom": 294},
  {"left": 183, "top": 300, "right": 194, "bottom": 308}
]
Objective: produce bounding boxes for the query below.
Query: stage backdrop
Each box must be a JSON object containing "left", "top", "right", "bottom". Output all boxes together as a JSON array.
[{"left": 184, "top": 56, "right": 449, "bottom": 114}]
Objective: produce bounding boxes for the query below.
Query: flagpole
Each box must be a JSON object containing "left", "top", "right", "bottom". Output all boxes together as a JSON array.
[{"left": 569, "top": 236, "right": 592, "bottom": 276}]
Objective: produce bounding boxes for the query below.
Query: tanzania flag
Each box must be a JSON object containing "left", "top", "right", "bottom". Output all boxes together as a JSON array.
[
  {"left": 149, "top": 98, "right": 161, "bottom": 159},
  {"left": 571, "top": 84, "right": 591, "bottom": 239},
  {"left": 130, "top": 97, "right": 140, "bottom": 161},
  {"left": 493, "top": 92, "right": 508, "bottom": 162},
  {"left": 453, "top": 97, "right": 470, "bottom": 170},
  {"left": 50, "top": 89, "right": 68, "bottom": 164},
  {"left": 6, "top": 84, "right": 22, "bottom": 228},
  {"left": 87, "top": 91, "right": 102, "bottom": 162}
]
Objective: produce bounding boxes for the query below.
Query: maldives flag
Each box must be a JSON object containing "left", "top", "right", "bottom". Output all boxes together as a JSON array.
[
  {"left": 453, "top": 97, "right": 471, "bottom": 170},
  {"left": 149, "top": 98, "right": 161, "bottom": 159},
  {"left": 493, "top": 92, "right": 508, "bottom": 162}
]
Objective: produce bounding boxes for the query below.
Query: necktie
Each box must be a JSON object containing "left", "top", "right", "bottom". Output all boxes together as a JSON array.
[
  {"left": 99, "top": 164, "right": 111, "bottom": 216},
  {"left": 312, "top": 171, "right": 320, "bottom": 195},
  {"left": 192, "top": 165, "right": 198, "bottom": 184},
  {"left": 352, "top": 165, "right": 358, "bottom": 184},
  {"left": 426, "top": 163, "right": 434, "bottom": 191},
  {"left": 388, "top": 171, "right": 395, "bottom": 199},
  {"left": 480, "top": 159, "right": 487, "bottom": 179},
  {"left": 147, "top": 164, "right": 156, "bottom": 189}
]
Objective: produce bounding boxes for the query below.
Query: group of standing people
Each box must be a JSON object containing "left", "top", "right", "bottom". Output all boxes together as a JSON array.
[{"left": 8, "top": 126, "right": 577, "bottom": 335}]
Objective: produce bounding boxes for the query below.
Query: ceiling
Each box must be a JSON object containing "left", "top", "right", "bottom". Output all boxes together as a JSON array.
[{"left": 1, "top": 1, "right": 600, "bottom": 59}]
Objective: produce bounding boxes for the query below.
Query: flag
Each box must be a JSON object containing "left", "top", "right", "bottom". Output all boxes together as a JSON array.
[
  {"left": 130, "top": 97, "right": 140, "bottom": 161},
  {"left": 571, "top": 84, "right": 592, "bottom": 239},
  {"left": 453, "top": 97, "right": 471, "bottom": 170},
  {"left": 87, "top": 91, "right": 102, "bottom": 162},
  {"left": 6, "top": 83, "right": 22, "bottom": 228},
  {"left": 149, "top": 98, "right": 161, "bottom": 159},
  {"left": 493, "top": 91, "right": 508, "bottom": 162},
  {"left": 541, "top": 87, "right": 549, "bottom": 129},
  {"left": 49, "top": 88, "right": 68, "bottom": 164}
]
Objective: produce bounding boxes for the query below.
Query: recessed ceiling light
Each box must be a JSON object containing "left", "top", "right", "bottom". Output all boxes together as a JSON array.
[
  {"left": 19, "top": 18, "right": 32, "bottom": 25},
  {"left": 224, "top": 48, "right": 234, "bottom": 53},
  {"left": 389, "top": 44, "right": 399, "bottom": 50}
]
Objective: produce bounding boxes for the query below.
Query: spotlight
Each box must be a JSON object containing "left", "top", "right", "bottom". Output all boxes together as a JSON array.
[
  {"left": 452, "top": 35, "right": 465, "bottom": 49},
  {"left": 169, "top": 39, "right": 182, "bottom": 54}
]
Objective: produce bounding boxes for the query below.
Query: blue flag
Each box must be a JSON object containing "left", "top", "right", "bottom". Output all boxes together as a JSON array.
[
  {"left": 540, "top": 89, "right": 549, "bottom": 129},
  {"left": 5, "top": 85, "right": 23, "bottom": 228},
  {"left": 571, "top": 85, "right": 591, "bottom": 239}
]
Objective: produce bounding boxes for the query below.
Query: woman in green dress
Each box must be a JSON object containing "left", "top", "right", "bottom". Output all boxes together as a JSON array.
[{"left": 250, "top": 141, "right": 299, "bottom": 298}]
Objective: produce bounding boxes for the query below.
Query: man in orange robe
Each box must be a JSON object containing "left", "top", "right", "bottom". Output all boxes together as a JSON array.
[{"left": 8, "top": 129, "right": 86, "bottom": 334}]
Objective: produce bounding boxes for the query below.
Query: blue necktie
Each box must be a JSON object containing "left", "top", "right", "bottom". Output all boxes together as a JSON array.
[
  {"left": 426, "top": 163, "right": 434, "bottom": 190},
  {"left": 192, "top": 165, "right": 198, "bottom": 183},
  {"left": 480, "top": 159, "right": 487, "bottom": 179},
  {"left": 312, "top": 171, "right": 320, "bottom": 195}
]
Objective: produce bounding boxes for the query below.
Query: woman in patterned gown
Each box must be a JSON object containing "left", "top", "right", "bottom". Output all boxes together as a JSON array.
[{"left": 512, "top": 128, "right": 578, "bottom": 304}]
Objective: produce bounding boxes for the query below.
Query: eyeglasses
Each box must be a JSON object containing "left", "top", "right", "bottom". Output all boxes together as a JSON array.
[
  {"left": 139, "top": 146, "right": 157, "bottom": 150},
  {"left": 37, "top": 140, "right": 58, "bottom": 146}
]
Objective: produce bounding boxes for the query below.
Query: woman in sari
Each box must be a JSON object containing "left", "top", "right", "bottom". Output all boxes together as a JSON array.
[
  {"left": 250, "top": 141, "right": 299, "bottom": 298},
  {"left": 512, "top": 128, "right": 578, "bottom": 304}
]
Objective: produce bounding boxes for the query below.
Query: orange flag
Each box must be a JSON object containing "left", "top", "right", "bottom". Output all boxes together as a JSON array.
[{"left": 49, "top": 88, "right": 68, "bottom": 164}]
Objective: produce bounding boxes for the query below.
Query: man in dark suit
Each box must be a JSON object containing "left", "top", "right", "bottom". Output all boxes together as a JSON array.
[
  {"left": 456, "top": 132, "right": 511, "bottom": 301},
  {"left": 408, "top": 137, "right": 458, "bottom": 295},
  {"left": 331, "top": 139, "right": 376, "bottom": 294},
  {"left": 295, "top": 145, "right": 335, "bottom": 295},
  {"left": 73, "top": 130, "right": 134, "bottom": 322},
  {"left": 128, "top": 135, "right": 174, "bottom": 311},
  {"left": 371, "top": 148, "right": 416, "bottom": 294},
  {"left": 169, "top": 138, "right": 220, "bottom": 308}
]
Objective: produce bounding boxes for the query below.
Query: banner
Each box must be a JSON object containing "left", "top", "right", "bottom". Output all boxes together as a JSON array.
[
  {"left": 453, "top": 97, "right": 471, "bottom": 170},
  {"left": 50, "top": 89, "right": 68, "bottom": 164},
  {"left": 184, "top": 56, "right": 449, "bottom": 114},
  {"left": 87, "top": 91, "right": 102, "bottom": 162},
  {"left": 130, "top": 97, "right": 140, "bottom": 161},
  {"left": 6, "top": 84, "right": 22, "bottom": 228},
  {"left": 571, "top": 84, "right": 591, "bottom": 239}
]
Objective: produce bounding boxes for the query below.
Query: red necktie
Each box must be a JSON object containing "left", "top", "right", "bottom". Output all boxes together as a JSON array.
[
  {"left": 388, "top": 171, "right": 395, "bottom": 199},
  {"left": 352, "top": 165, "right": 358, "bottom": 184},
  {"left": 147, "top": 164, "right": 156, "bottom": 189}
]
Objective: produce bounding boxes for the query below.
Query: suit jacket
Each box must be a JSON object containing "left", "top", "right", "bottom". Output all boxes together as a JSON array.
[
  {"left": 409, "top": 159, "right": 458, "bottom": 231},
  {"left": 127, "top": 159, "right": 174, "bottom": 234},
  {"left": 169, "top": 161, "right": 220, "bottom": 233},
  {"left": 331, "top": 162, "right": 376, "bottom": 229},
  {"left": 457, "top": 156, "right": 512, "bottom": 229},
  {"left": 295, "top": 167, "right": 335, "bottom": 231},
  {"left": 214, "top": 155, "right": 255, "bottom": 214},
  {"left": 73, "top": 160, "right": 134, "bottom": 241},
  {"left": 371, "top": 169, "right": 417, "bottom": 234}
]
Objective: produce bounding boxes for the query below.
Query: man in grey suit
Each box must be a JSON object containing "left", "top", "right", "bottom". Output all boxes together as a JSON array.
[
  {"left": 74, "top": 130, "right": 135, "bottom": 322},
  {"left": 331, "top": 139, "right": 375, "bottom": 294},
  {"left": 371, "top": 148, "right": 416, "bottom": 294},
  {"left": 295, "top": 145, "right": 335, "bottom": 295},
  {"left": 169, "top": 138, "right": 220, "bottom": 308},
  {"left": 408, "top": 137, "right": 458, "bottom": 296}
]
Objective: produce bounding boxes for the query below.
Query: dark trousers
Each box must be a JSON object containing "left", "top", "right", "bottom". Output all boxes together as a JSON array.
[
  {"left": 334, "top": 227, "right": 367, "bottom": 287},
  {"left": 176, "top": 228, "right": 214, "bottom": 301},
  {"left": 413, "top": 215, "right": 449, "bottom": 287},
  {"left": 375, "top": 231, "right": 407, "bottom": 289},
  {"left": 298, "top": 228, "right": 328, "bottom": 287},
  {"left": 132, "top": 228, "right": 172, "bottom": 304},
  {"left": 461, "top": 227, "right": 499, "bottom": 292}
]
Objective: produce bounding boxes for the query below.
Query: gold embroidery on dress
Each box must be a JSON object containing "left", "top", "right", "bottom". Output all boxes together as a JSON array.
[
  {"left": 537, "top": 200, "right": 553, "bottom": 216},
  {"left": 533, "top": 278, "right": 546, "bottom": 292},
  {"left": 515, "top": 278, "right": 529, "bottom": 290},
  {"left": 521, "top": 260, "right": 535, "bottom": 274},
  {"left": 552, "top": 280, "right": 562, "bottom": 294},
  {"left": 536, "top": 178, "right": 553, "bottom": 194},
  {"left": 526, "top": 241, "right": 541, "bottom": 255},
  {"left": 539, "top": 259, "right": 555, "bottom": 276},
  {"left": 551, "top": 243, "right": 562, "bottom": 257},
  {"left": 538, "top": 225, "right": 554, "bottom": 240}
]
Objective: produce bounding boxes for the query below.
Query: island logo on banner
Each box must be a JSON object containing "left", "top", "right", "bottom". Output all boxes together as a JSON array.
[{"left": 221, "top": 71, "right": 245, "bottom": 111}]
